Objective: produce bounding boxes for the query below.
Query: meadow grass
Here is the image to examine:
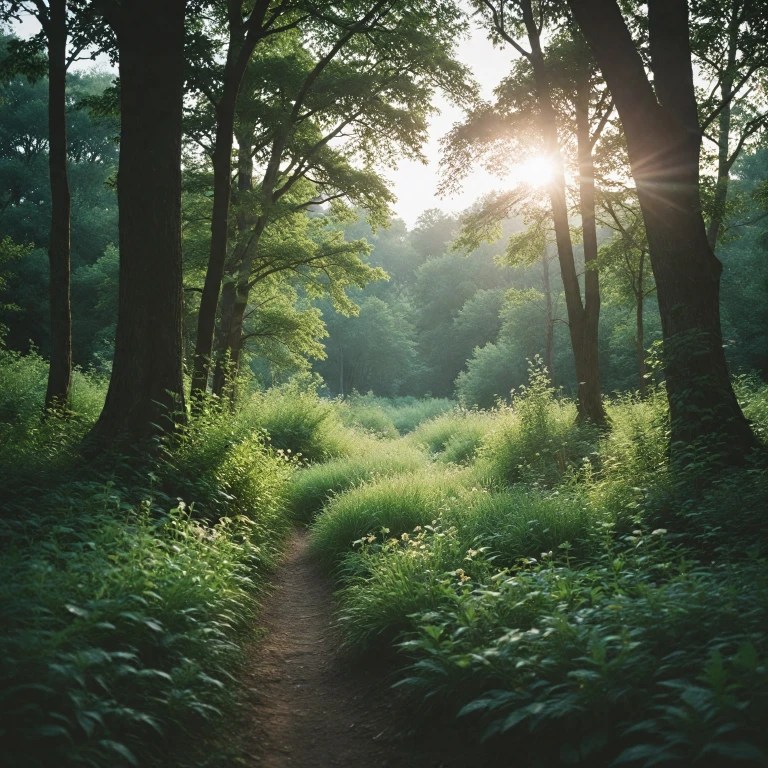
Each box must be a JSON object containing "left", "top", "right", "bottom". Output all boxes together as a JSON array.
[
  {"left": 308, "top": 469, "right": 471, "bottom": 571},
  {"left": 286, "top": 440, "right": 428, "bottom": 524},
  {"left": 336, "top": 394, "right": 400, "bottom": 439},
  {"left": 0, "top": 351, "right": 337, "bottom": 768},
  {"left": 245, "top": 385, "right": 357, "bottom": 462},
  {"left": 340, "top": 394, "right": 454, "bottom": 434},
  {"left": 309, "top": 367, "right": 768, "bottom": 766},
  {"left": 406, "top": 408, "right": 498, "bottom": 464}
]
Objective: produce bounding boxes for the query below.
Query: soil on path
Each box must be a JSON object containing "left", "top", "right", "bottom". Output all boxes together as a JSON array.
[{"left": 239, "top": 530, "right": 474, "bottom": 768}]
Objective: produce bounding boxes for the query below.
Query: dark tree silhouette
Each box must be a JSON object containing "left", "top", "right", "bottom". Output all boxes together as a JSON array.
[
  {"left": 567, "top": 0, "right": 761, "bottom": 459},
  {"left": 88, "top": 0, "right": 187, "bottom": 445}
]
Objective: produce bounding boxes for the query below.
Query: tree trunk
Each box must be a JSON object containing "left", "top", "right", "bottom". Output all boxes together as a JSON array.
[
  {"left": 191, "top": 98, "right": 238, "bottom": 401},
  {"left": 636, "top": 250, "right": 647, "bottom": 397},
  {"left": 542, "top": 248, "right": 554, "bottom": 382},
  {"left": 521, "top": 1, "right": 605, "bottom": 424},
  {"left": 574, "top": 61, "right": 607, "bottom": 424},
  {"left": 88, "top": 0, "right": 187, "bottom": 446},
  {"left": 210, "top": 119, "right": 260, "bottom": 398},
  {"left": 44, "top": 0, "right": 72, "bottom": 411},
  {"left": 706, "top": 98, "right": 732, "bottom": 251},
  {"left": 190, "top": 13, "right": 257, "bottom": 401},
  {"left": 567, "top": 0, "right": 760, "bottom": 460},
  {"left": 211, "top": 213, "right": 265, "bottom": 396},
  {"left": 213, "top": 232, "right": 261, "bottom": 395}
]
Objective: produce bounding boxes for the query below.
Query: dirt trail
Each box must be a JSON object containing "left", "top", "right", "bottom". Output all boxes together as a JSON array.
[{"left": 239, "top": 530, "right": 466, "bottom": 768}]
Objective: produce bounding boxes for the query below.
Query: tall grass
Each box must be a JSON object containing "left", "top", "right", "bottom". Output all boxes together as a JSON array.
[
  {"left": 337, "top": 394, "right": 400, "bottom": 439},
  {"left": 471, "top": 360, "right": 596, "bottom": 488},
  {"left": 407, "top": 408, "right": 498, "bottom": 464},
  {"left": 245, "top": 385, "right": 357, "bottom": 462},
  {"left": 381, "top": 395, "right": 455, "bottom": 434},
  {"left": 309, "top": 361, "right": 768, "bottom": 766},
  {"left": 0, "top": 351, "right": 333, "bottom": 768},
  {"left": 286, "top": 440, "right": 428, "bottom": 524},
  {"left": 308, "top": 470, "right": 470, "bottom": 571}
]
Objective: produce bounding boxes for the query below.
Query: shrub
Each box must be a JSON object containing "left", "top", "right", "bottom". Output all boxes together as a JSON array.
[
  {"left": 308, "top": 470, "right": 468, "bottom": 570},
  {"left": 0, "top": 359, "right": 296, "bottom": 768},
  {"left": 444, "top": 487, "right": 600, "bottom": 567},
  {"left": 394, "top": 535, "right": 768, "bottom": 767},
  {"left": 0, "top": 347, "right": 107, "bottom": 477},
  {"left": 0, "top": 498, "right": 285, "bottom": 767},
  {"left": 477, "top": 359, "right": 592, "bottom": 487},
  {"left": 331, "top": 485, "right": 601, "bottom": 651},
  {"left": 337, "top": 394, "right": 400, "bottom": 439},
  {"left": 245, "top": 385, "right": 356, "bottom": 462},
  {"left": 287, "top": 441, "right": 427, "bottom": 524},
  {"left": 407, "top": 409, "right": 497, "bottom": 464}
]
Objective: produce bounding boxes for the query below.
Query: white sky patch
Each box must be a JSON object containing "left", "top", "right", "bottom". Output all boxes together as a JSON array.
[{"left": 388, "top": 24, "right": 517, "bottom": 228}]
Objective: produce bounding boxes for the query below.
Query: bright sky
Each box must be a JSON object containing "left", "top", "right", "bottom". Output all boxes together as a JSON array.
[{"left": 389, "top": 24, "right": 515, "bottom": 228}]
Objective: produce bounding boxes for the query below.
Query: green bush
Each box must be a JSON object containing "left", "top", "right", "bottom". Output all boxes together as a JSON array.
[
  {"left": 477, "top": 360, "right": 593, "bottom": 487},
  {"left": 444, "top": 487, "right": 599, "bottom": 566},
  {"left": 0, "top": 347, "right": 107, "bottom": 476},
  {"left": 286, "top": 440, "right": 427, "bottom": 524},
  {"left": 330, "top": 484, "right": 600, "bottom": 650},
  {"left": 245, "top": 385, "right": 356, "bottom": 462},
  {"left": 337, "top": 394, "right": 400, "bottom": 439},
  {"left": 321, "top": 376, "right": 768, "bottom": 765},
  {"left": 407, "top": 409, "right": 496, "bottom": 464},
  {"left": 0, "top": 357, "right": 297, "bottom": 768},
  {"left": 308, "top": 470, "right": 468, "bottom": 570},
  {"left": 394, "top": 535, "right": 768, "bottom": 767}
]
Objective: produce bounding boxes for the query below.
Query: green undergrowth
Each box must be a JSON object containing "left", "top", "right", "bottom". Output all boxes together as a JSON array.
[
  {"left": 308, "top": 468, "right": 475, "bottom": 571},
  {"left": 245, "top": 384, "right": 358, "bottom": 462},
  {"left": 336, "top": 392, "right": 455, "bottom": 435},
  {"left": 337, "top": 393, "right": 400, "bottom": 439},
  {"left": 406, "top": 408, "right": 499, "bottom": 464},
  {"left": 286, "top": 440, "right": 428, "bottom": 525},
  {"left": 0, "top": 351, "right": 356, "bottom": 768},
  {"left": 308, "top": 361, "right": 768, "bottom": 766}
]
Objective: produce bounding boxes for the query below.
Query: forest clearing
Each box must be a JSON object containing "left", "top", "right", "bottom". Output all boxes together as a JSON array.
[{"left": 2, "top": 0, "right": 768, "bottom": 766}]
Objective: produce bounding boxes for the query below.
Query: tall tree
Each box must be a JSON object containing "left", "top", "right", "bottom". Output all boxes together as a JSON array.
[
  {"left": 455, "top": 197, "right": 559, "bottom": 383},
  {"left": 0, "top": 1, "right": 93, "bottom": 409},
  {"left": 88, "top": 0, "right": 187, "bottom": 445},
  {"left": 207, "top": 6, "right": 471, "bottom": 395},
  {"left": 447, "top": 7, "right": 613, "bottom": 423},
  {"left": 187, "top": 0, "right": 306, "bottom": 402},
  {"left": 188, "top": 0, "right": 403, "bottom": 401},
  {"left": 597, "top": 191, "right": 655, "bottom": 396},
  {"left": 566, "top": 0, "right": 761, "bottom": 459}
]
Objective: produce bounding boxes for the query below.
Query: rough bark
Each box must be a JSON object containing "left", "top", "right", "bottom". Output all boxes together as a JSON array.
[
  {"left": 574, "top": 62, "right": 607, "bottom": 424},
  {"left": 567, "top": 0, "right": 760, "bottom": 459},
  {"left": 88, "top": 0, "right": 187, "bottom": 446},
  {"left": 44, "top": 0, "right": 72, "bottom": 411}
]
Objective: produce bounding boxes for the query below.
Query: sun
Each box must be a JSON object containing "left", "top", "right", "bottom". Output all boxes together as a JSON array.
[{"left": 516, "top": 154, "right": 555, "bottom": 188}]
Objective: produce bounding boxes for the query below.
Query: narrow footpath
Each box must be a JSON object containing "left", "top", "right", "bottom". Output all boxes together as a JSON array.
[{"left": 238, "top": 530, "right": 469, "bottom": 768}]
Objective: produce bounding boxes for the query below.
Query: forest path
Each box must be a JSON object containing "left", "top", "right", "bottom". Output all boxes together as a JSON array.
[{"left": 238, "top": 529, "right": 465, "bottom": 768}]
